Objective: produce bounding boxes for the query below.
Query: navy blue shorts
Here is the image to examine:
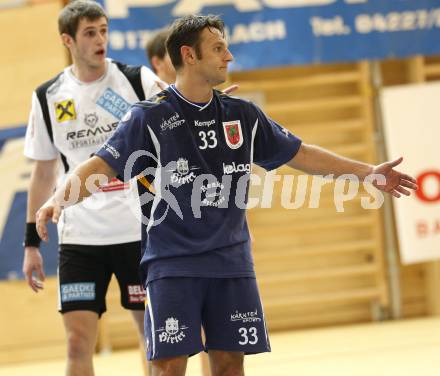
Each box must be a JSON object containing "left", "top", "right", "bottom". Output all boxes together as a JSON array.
[{"left": 144, "top": 277, "right": 271, "bottom": 360}]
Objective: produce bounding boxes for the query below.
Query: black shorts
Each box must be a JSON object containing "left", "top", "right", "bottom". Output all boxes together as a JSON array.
[{"left": 58, "top": 241, "right": 145, "bottom": 316}]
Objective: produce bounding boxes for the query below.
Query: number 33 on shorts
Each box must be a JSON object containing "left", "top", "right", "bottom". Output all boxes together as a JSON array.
[{"left": 238, "top": 327, "right": 258, "bottom": 345}]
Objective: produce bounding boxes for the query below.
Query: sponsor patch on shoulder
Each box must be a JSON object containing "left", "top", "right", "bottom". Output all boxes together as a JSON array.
[{"left": 102, "top": 143, "right": 120, "bottom": 159}]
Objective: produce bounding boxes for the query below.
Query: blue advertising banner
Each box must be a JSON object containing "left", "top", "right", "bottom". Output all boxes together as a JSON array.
[
  {"left": 0, "top": 126, "right": 58, "bottom": 280},
  {"left": 98, "top": 0, "right": 440, "bottom": 71}
]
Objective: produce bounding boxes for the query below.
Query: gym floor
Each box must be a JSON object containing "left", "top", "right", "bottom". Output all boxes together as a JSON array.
[{"left": 1, "top": 317, "right": 438, "bottom": 376}]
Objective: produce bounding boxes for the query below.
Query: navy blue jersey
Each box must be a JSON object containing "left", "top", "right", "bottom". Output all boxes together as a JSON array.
[{"left": 96, "top": 85, "right": 301, "bottom": 284}]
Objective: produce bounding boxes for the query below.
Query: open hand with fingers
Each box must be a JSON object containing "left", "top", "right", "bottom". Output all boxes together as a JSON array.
[
  {"left": 23, "top": 247, "right": 45, "bottom": 292},
  {"left": 371, "top": 157, "right": 418, "bottom": 198},
  {"left": 36, "top": 197, "right": 62, "bottom": 242}
]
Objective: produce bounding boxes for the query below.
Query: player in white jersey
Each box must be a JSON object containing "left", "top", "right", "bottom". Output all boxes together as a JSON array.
[{"left": 22, "top": 1, "right": 162, "bottom": 375}]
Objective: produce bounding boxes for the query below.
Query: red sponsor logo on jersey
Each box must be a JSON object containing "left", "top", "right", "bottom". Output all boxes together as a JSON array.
[
  {"left": 98, "top": 177, "right": 128, "bottom": 192},
  {"left": 222, "top": 120, "right": 243, "bottom": 149},
  {"left": 127, "top": 285, "right": 146, "bottom": 303}
]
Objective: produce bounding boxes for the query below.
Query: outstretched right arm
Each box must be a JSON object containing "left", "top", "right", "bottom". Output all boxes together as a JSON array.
[{"left": 36, "top": 156, "right": 116, "bottom": 242}]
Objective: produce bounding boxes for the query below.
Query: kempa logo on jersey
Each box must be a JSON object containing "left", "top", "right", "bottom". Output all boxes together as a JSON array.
[
  {"left": 55, "top": 99, "right": 76, "bottom": 123},
  {"left": 194, "top": 119, "right": 215, "bottom": 127},
  {"left": 160, "top": 112, "right": 185, "bottom": 131},
  {"left": 223, "top": 120, "right": 243, "bottom": 149},
  {"left": 169, "top": 158, "right": 199, "bottom": 185},
  {"left": 223, "top": 162, "right": 251, "bottom": 174},
  {"left": 231, "top": 309, "right": 262, "bottom": 323},
  {"left": 156, "top": 317, "right": 188, "bottom": 344}
]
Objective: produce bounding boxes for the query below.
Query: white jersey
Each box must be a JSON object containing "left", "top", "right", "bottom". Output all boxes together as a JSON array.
[{"left": 24, "top": 58, "right": 162, "bottom": 245}]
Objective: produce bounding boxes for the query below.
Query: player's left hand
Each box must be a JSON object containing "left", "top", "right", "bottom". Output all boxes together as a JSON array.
[
  {"left": 371, "top": 157, "right": 418, "bottom": 198},
  {"left": 36, "top": 197, "right": 62, "bottom": 241}
]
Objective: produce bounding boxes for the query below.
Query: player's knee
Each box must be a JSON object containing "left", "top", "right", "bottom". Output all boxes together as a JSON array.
[
  {"left": 211, "top": 363, "right": 244, "bottom": 376},
  {"left": 66, "top": 329, "right": 94, "bottom": 360},
  {"left": 210, "top": 352, "right": 244, "bottom": 376},
  {"left": 151, "top": 356, "right": 187, "bottom": 376}
]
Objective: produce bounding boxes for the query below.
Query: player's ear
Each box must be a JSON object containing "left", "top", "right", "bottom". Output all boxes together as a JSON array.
[
  {"left": 151, "top": 55, "right": 161, "bottom": 72},
  {"left": 61, "top": 33, "right": 74, "bottom": 49},
  {"left": 181, "top": 45, "right": 196, "bottom": 66}
]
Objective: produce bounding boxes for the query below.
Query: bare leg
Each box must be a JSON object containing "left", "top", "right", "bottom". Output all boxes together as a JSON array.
[
  {"left": 200, "top": 329, "right": 210, "bottom": 376},
  {"left": 151, "top": 355, "right": 188, "bottom": 376},
  {"left": 200, "top": 352, "right": 211, "bottom": 375},
  {"left": 209, "top": 351, "right": 244, "bottom": 376},
  {"left": 131, "top": 309, "right": 151, "bottom": 376},
  {"left": 63, "top": 310, "right": 99, "bottom": 376}
]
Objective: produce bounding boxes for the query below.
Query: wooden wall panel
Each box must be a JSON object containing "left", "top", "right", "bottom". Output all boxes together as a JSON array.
[
  {"left": 0, "top": 278, "right": 66, "bottom": 364},
  {"left": 0, "top": 2, "right": 72, "bottom": 366},
  {"left": 0, "top": 1, "right": 66, "bottom": 128},
  {"left": 230, "top": 62, "right": 388, "bottom": 331}
]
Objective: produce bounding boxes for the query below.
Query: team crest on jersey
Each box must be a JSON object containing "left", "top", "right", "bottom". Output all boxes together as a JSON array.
[
  {"left": 84, "top": 112, "right": 98, "bottom": 127},
  {"left": 223, "top": 120, "right": 243, "bottom": 149},
  {"left": 55, "top": 99, "right": 76, "bottom": 123},
  {"left": 156, "top": 317, "right": 188, "bottom": 344},
  {"left": 176, "top": 158, "right": 189, "bottom": 175},
  {"left": 167, "top": 158, "right": 199, "bottom": 186},
  {"left": 166, "top": 318, "right": 179, "bottom": 335}
]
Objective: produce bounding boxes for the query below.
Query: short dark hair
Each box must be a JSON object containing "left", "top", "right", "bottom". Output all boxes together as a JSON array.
[
  {"left": 166, "top": 15, "right": 225, "bottom": 70},
  {"left": 58, "top": 0, "right": 107, "bottom": 38},
  {"left": 146, "top": 28, "right": 169, "bottom": 70}
]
